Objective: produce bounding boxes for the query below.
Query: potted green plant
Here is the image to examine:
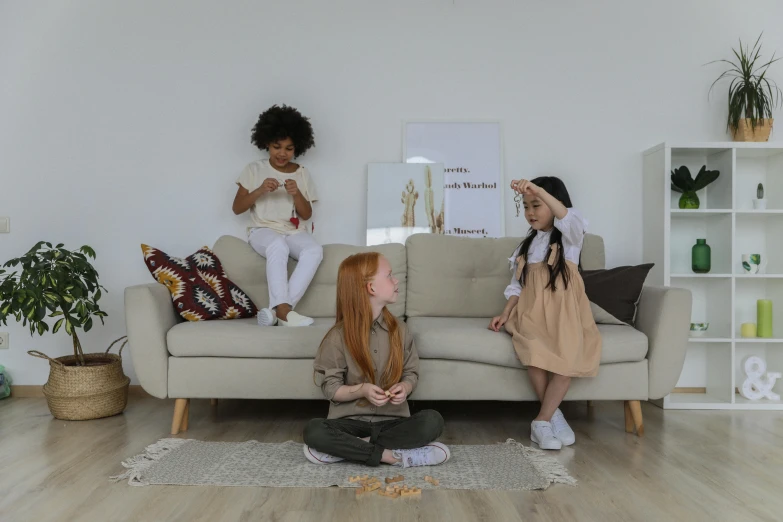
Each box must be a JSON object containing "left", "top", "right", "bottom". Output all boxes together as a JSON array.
[
  {"left": 707, "top": 34, "right": 783, "bottom": 141},
  {"left": 671, "top": 165, "right": 720, "bottom": 209},
  {"left": 754, "top": 183, "right": 766, "bottom": 210},
  {"left": 0, "top": 242, "right": 129, "bottom": 420}
]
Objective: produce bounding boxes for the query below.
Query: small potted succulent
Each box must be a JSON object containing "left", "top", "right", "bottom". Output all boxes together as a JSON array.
[
  {"left": 671, "top": 165, "right": 720, "bottom": 209},
  {"left": 754, "top": 183, "right": 766, "bottom": 210}
]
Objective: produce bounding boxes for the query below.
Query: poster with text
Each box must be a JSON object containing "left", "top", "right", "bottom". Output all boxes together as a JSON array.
[
  {"left": 366, "top": 163, "right": 445, "bottom": 246},
  {"left": 404, "top": 121, "right": 503, "bottom": 238}
]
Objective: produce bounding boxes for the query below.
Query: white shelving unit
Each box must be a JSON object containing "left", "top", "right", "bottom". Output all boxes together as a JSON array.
[{"left": 643, "top": 142, "right": 783, "bottom": 410}]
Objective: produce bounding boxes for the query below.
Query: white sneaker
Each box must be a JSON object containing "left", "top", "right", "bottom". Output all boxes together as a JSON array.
[
  {"left": 393, "top": 442, "right": 450, "bottom": 468},
  {"left": 303, "top": 444, "right": 345, "bottom": 465},
  {"left": 278, "top": 311, "right": 315, "bottom": 327},
  {"left": 530, "top": 421, "right": 562, "bottom": 450},
  {"left": 257, "top": 308, "right": 277, "bottom": 326},
  {"left": 551, "top": 409, "right": 575, "bottom": 446}
]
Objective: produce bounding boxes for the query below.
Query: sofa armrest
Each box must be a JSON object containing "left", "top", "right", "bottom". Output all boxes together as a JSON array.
[
  {"left": 125, "top": 283, "right": 178, "bottom": 398},
  {"left": 634, "top": 285, "right": 692, "bottom": 400}
]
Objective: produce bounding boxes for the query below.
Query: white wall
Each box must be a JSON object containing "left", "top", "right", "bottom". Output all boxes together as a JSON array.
[{"left": 2, "top": 0, "right": 783, "bottom": 385}]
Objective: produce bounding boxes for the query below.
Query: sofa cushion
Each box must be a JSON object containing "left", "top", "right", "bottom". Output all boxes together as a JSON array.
[
  {"left": 141, "top": 244, "right": 258, "bottom": 322},
  {"left": 406, "top": 317, "right": 648, "bottom": 368},
  {"left": 212, "top": 236, "right": 407, "bottom": 318},
  {"left": 405, "top": 233, "right": 604, "bottom": 318},
  {"left": 583, "top": 264, "right": 654, "bottom": 326},
  {"left": 167, "top": 317, "right": 336, "bottom": 358}
]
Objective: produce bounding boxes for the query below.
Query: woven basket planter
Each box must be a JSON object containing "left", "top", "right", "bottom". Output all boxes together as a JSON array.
[
  {"left": 28, "top": 337, "right": 130, "bottom": 420},
  {"left": 732, "top": 118, "right": 773, "bottom": 142}
]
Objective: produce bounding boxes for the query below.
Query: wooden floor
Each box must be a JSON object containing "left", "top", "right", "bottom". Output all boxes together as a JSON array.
[{"left": 0, "top": 397, "right": 782, "bottom": 522}]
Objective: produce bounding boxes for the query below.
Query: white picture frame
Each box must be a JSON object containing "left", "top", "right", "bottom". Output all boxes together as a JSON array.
[{"left": 403, "top": 120, "right": 505, "bottom": 238}]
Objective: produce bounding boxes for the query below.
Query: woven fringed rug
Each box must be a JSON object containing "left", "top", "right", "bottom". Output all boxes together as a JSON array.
[{"left": 112, "top": 438, "right": 575, "bottom": 490}]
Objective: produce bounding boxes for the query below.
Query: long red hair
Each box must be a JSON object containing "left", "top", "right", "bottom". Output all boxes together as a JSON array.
[{"left": 320, "top": 252, "right": 403, "bottom": 389}]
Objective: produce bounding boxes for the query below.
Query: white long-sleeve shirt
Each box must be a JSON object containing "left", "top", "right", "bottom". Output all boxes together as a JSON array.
[{"left": 504, "top": 209, "right": 588, "bottom": 300}]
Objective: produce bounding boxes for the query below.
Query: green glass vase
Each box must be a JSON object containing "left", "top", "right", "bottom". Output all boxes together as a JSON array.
[
  {"left": 679, "top": 191, "right": 700, "bottom": 209},
  {"left": 692, "top": 239, "right": 711, "bottom": 273}
]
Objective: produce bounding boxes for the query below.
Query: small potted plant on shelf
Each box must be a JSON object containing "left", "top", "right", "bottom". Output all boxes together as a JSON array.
[
  {"left": 0, "top": 242, "right": 129, "bottom": 420},
  {"left": 707, "top": 34, "right": 783, "bottom": 142},
  {"left": 671, "top": 165, "right": 720, "bottom": 209},
  {"left": 754, "top": 183, "right": 766, "bottom": 210}
]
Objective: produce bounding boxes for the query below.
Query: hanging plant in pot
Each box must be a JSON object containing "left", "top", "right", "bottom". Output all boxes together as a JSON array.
[
  {"left": 671, "top": 165, "right": 720, "bottom": 209},
  {"left": 0, "top": 242, "right": 130, "bottom": 420},
  {"left": 707, "top": 34, "right": 783, "bottom": 142}
]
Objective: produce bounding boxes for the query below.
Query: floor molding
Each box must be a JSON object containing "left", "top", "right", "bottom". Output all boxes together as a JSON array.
[{"left": 10, "top": 385, "right": 151, "bottom": 398}]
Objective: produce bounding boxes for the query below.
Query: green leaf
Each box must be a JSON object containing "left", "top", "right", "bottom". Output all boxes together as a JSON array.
[
  {"left": 84, "top": 317, "right": 93, "bottom": 332},
  {"left": 671, "top": 166, "right": 694, "bottom": 192},
  {"left": 53, "top": 318, "right": 64, "bottom": 333},
  {"left": 692, "top": 166, "right": 720, "bottom": 191}
]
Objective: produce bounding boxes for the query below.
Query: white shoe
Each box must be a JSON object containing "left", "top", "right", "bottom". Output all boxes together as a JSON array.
[
  {"left": 303, "top": 444, "right": 344, "bottom": 465},
  {"left": 257, "top": 308, "right": 277, "bottom": 326},
  {"left": 278, "top": 311, "right": 314, "bottom": 327},
  {"left": 530, "top": 421, "right": 562, "bottom": 450},
  {"left": 551, "top": 409, "right": 575, "bottom": 446},
  {"left": 393, "top": 442, "right": 450, "bottom": 468}
]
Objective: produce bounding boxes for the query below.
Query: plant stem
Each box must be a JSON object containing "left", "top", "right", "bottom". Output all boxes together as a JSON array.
[{"left": 71, "top": 330, "right": 85, "bottom": 366}]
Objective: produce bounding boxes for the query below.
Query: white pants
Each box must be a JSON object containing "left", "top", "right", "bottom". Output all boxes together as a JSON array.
[{"left": 248, "top": 228, "right": 323, "bottom": 310}]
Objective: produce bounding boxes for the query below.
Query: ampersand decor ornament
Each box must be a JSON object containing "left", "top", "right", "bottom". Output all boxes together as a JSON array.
[{"left": 740, "top": 356, "right": 781, "bottom": 401}]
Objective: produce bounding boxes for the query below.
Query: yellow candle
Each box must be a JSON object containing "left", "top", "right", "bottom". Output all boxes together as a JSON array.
[{"left": 741, "top": 322, "right": 757, "bottom": 338}]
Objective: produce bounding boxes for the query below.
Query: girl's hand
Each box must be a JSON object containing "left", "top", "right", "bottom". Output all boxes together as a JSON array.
[
  {"left": 284, "top": 179, "right": 300, "bottom": 196},
  {"left": 386, "top": 382, "right": 411, "bottom": 405},
  {"left": 363, "top": 383, "right": 390, "bottom": 407},
  {"left": 511, "top": 179, "right": 541, "bottom": 198},
  {"left": 489, "top": 314, "right": 509, "bottom": 332},
  {"left": 261, "top": 178, "right": 280, "bottom": 194}
]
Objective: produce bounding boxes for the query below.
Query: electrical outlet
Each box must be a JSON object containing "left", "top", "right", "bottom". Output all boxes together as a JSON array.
[
  {"left": 0, "top": 332, "right": 8, "bottom": 349},
  {"left": 0, "top": 217, "right": 9, "bottom": 233}
]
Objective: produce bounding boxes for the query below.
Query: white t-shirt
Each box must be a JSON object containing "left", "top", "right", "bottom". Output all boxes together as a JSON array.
[{"left": 236, "top": 159, "right": 319, "bottom": 235}]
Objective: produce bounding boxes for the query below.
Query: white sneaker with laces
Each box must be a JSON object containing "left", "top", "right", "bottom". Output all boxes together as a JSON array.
[
  {"left": 551, "top": 408, "right": 575, "bottom": 446},
  {"left": 303, "top": 445, "right": 345, "bottom": 464},
  {"left": 279, "top": 311, "right": 315, "bottom": 327},
  {"left": 257, "top": 308, "right": 277, "bottom": 326},
  {"left": 530, "top": 421, "right": 562, "bottom": 450},
  {"left": 393, "top": 442, "right": 451, "bottom": 468}
]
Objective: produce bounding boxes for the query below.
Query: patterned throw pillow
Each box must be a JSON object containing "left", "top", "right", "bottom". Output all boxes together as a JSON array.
[{"left": 141, "top": 245, "right": 258, "bottom": 321}]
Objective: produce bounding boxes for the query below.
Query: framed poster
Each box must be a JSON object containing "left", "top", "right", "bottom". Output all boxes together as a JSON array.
[
  {"left": 403, "top": 121, "right": 504, "bottom": 238},
  {"left": 366, "top": 163, "right": 445, "bottom": 246}
]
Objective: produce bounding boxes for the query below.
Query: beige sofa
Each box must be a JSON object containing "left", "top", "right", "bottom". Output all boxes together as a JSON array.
[{"left": 125, "top": 233, "right": 691, "bottom": 436}]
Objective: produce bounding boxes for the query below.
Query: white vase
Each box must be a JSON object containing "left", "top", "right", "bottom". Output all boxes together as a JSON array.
[{"left": 753, "top": 199, "right": 767, "bottom": 210}]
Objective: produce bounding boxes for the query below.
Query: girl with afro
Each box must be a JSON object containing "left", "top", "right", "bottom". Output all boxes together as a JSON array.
[{"left": 232, "top": 105, "right": 322, "bottom": 327}]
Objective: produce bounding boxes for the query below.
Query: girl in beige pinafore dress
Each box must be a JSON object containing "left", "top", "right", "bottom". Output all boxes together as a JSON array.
[{"left": 490, "top": 176, "right": 601, "bottom": 450}]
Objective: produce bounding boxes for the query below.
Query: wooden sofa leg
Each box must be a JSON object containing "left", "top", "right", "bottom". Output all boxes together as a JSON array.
[
  {"left": 181, "top": 399, "right": 190, "bottom": 432},
  {"left": 624, "top": 400, "right": 644, "bottom": 436},
  {"left": 171, "top": 398, "right": 189, "bottom": 435}
]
